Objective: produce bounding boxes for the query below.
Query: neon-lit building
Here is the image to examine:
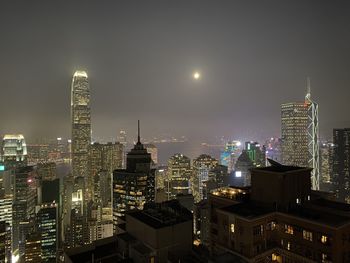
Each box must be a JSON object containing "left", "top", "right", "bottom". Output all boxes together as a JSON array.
[{"left": 220, "top": 141, "right": 241, "bottom": 172}]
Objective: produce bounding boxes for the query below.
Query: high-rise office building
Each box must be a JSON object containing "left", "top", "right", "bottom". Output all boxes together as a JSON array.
[
  {"left": 89, "top": 142, "right": 123, "bottom": 204},
  {"left": 144, "top": 143, "right": 158, "bottom": 165},
  {"left": 233, "top": 150, "right": 254, "bottom": 186},
  {"left": 281, "top": 81, "right": 319, "bottom": 190},
  {"left": 265, "top": 137, "right": 282, "bottom": 163},
  {"left": 24, "top": 232, "right": 42, "bottom": 263},
  {"left": 1, "top": 134, "right": 27, "bottom": 170},
  {"left": 320, "top": 142, "right": 334, "bottom": 191},
  {"left": 0, "top": 221, "right": 6, "bottom": 263},
  {"left": 166, "top": 154, "right": 192, "bottom": 200},
  {"left": 113, "top": 122, "right": 155, "bottom": 231},
  {"left": 192, "top": 154, "right": 218, "bottom": 203},
  {"left": 245, "top": 141, "right": 266, "bottom": 167},
  {"left": 220, "top": 141, "right": 241, "bottom": 173},
  {"left": 332, "top": 128, "right": 350, "bottom": 203},
  {"left": 12, "top": 166, "right": 37, "bottom": 256},
  {"left": 37, "top": 162, "right": 57, "bottom": 181},
  {"left": 71, "top": 70, "right": 91, "bottom": 184},
  {"left": 117, "top": 130, "right": 127, "bottom": 147},
  {"left": 0, "top": 198, "right": 12, "bottom": 228},
  {"left": 27, "top": 143, "right": 50, "bottom": 164},
  {"left": 38, "top": 203, "right": 58, "bottom": 262}
]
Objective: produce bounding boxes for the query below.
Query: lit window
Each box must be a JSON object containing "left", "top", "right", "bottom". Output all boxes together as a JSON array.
[
  {"left": 284, "top": 224, "right": 293, "bottom": 235},
  {"left": 321, "top": 235, "right": 328, "bottom": 244},
  {"left": 303, "top": 230, "right": 313, "bottom": 241},
  {"left": 230, "top": 223, "right": 235, "bottom": 233},
  {"left": 296, "top": 198, "right": 301, "bottom": 204},
  {"left": 321, "top": 253, "right": 330, "bottom": 263},
  {"left": 287, "top": 242, "right": 291, "bottom": 250},
  {"left": 271, "top": 253, "right": 281, "bottom": 261},
  {"left": 267, "top": 221, "right": 276, "bottom": 230}
]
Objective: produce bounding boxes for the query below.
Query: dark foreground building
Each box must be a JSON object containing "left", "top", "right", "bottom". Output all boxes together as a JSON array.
[
  {"left": 210, "top": 160, "right": 350, "bottom": 262},
  {"left": 113, "top": 122, "right": 155, "bottom": 232},
  {"left": 64, "top": 200, "right": 193, "bottom": 263}
]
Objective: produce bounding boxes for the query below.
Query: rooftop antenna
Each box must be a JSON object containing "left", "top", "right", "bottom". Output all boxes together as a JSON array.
[
  {"left": 137, "top": 120, "right": 140, "bottom": 144},
  {"left": 306, "top": 77, "right": 311, "bottom": 100}
]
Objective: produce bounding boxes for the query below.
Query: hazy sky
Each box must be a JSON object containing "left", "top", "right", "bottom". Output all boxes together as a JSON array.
[{"left": 0, "top": 1, "right": 349, "bottom": 143}]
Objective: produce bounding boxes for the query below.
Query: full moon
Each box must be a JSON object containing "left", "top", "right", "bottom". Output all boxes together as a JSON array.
[{"left": 193, "top": 72, "right": 200, "bottom": 80}]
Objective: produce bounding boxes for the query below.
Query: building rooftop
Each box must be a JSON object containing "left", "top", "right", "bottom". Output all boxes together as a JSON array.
[
  {"left": 221, "top": 202, "right": 273, "bottom": 219},
  {"left": 254, "top": 165, "right": 311, "bottom": 173},
  {"left": 211, "top": 186, "right": 250, "bottom": 201},
  {"left": 126, "top": 200, "right": 192, "bottom": 229},
  {"left": 220, "top": 200, "right": 350, "bottom": 227},
  {"left": 65, "top": 236, "right": 125, "bottom": 263},
  {"left": 131, "top": 243, "right": 153, "bottom": 255},
  {"left": 252, "top": 158, "right": 312, "bottom": 173},
  {"left": 117, "top": 232, "right": 136, "bottom": 243}
]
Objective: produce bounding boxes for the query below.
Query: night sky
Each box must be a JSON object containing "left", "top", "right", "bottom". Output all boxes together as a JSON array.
[{"left": 0, "top": 1, "right": 349, "bottom": 143}]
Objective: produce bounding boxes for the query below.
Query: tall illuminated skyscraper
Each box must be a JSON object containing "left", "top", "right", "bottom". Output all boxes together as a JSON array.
[
  {"left": 305, "top": 80, "right": 320, "bottom": 190},
  {"left": 281, "top": 80, "right": 319, "bottom": 190},
  {"left": 71, "top": 71, "right": 91, "bottom": 182},
  {"left": 332, "top": 128, "right": 350, "bottom": 202}
]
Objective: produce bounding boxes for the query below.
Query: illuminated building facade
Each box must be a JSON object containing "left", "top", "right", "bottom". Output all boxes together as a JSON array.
[
  {"left": 144, "top": 143, "right": 158, "bottom": 165},
  {"left": 192, "top": 154, "right": 218, "bottom": 203},
  {"left": 245, "top": 141, "right": 266, "bottom": 167},
  {"left": 1, "top": 134, "right": 27, "bottom": 170},
  {"left": 0, "top": 222, "right": 5, "bottom": 263},
  {"left": 210, "top": 162, "right": 350, "bottom": 262},
  {"left": 24, "top": 232, "right": 42, "bottom": 263},
  {"left": 38, "top": 203, "right": 58, "bottom": 262},
  {"left": 0, "top": 198, "right": 12, "bottom": 227},
  {"left": 89, "top": 142, "right": 123, "bottom": 204},
  {"left": 281, "top": 102, "right": 308, "bottom": 167},
  {"left": 332, "top": 128, "right": 350, "bottom": 203},
  {"left": 155, "top": 166, "right": 167, "bottom": 190},
  {"left": 265, "top": 137, "right": 282, "bottom": 163},
  {"left": 117, "top": 130, "right": 127, "bottom": 147},
  {"left": 37, "top": 162, "right": 57, "bottom": 181},
  {"left": 281, "top": 83, "right": 319, "bottom": 190},
  {"left": 12, "top": 166, "right": 37, "bottom": 257},
  {"left": 166, "top": 153, "right": 191, "bottom": 200},
  {"left": 234, "top": 150, "right": 254, "bottom": 186},
  {"left": 71, "top": 70, "right": 91, "bottom": 183},
  {"left": 0, "top": 221, "right": 11, "bottom": 263},
  {"left": 320, "top": 142, "right": 334, "bottom": 191},
  {"left": 113, "top": 122, "right": 155, "bottom": 231},
  {"left": 220, "top": 141, "right": 241, "bottom": 173},
  {"left": 27, "top": 143, "right": 50, "bottom": 164},
  {"left": 305, "top": 81, "right": 320, "bottom": 190}
]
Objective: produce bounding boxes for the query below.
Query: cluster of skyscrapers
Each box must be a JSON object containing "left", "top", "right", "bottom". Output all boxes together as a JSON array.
[{"left": 1, "top": 71, "right": 350, "bottom": 263}]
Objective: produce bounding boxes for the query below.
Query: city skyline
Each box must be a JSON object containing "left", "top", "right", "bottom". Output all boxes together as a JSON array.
[
  {"left": 2, "top": 2, "right": 350, "bottom": 262},
  {"left": 0, "top": 1, "right": 350, "bottom": 141}
]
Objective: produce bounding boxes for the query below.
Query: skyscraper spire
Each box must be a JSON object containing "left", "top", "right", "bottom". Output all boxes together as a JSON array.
[
  {"left": 306, "top": 77, "right": 311, "bottom": 100},
  {"left": 137, "top": 120, "right": 141, "bottom": 144}
]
